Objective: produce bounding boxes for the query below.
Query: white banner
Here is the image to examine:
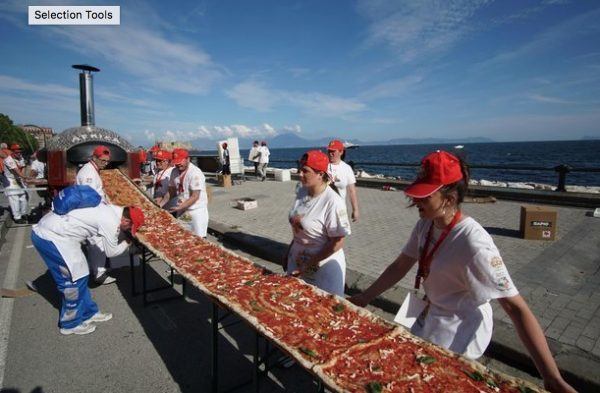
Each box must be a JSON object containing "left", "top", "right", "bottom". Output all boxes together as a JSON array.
[{"left": 28, "top": 6, "right": 120, "bottom": 25}]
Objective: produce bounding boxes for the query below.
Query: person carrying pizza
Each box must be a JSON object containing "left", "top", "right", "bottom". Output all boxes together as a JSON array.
[
  {"left": 327, "top": 139, "right": 360, "bottom": 222},
  {"left": 31, "top": 203, "right": 145, "bottom": 335},
  {"left": 349, "top": 151, "right": 575, "bottom": 393},
  {"left": 285, "top": 150, "right": 351, "bottom": 297},
  {"left": 168, "top": 148, "right": 209, "bottom": 237}
]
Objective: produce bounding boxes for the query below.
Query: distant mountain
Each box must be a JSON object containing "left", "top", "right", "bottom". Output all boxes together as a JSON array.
[{"left": 188, "top": 133, "right": 495, "bottom": 150}]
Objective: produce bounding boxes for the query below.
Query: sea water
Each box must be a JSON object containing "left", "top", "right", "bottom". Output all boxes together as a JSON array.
[{"left": 242, "top": 140, "right": 600, "bottom": 187}]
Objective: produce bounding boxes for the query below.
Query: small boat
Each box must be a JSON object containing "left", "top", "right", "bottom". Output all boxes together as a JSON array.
[
  {"left": 343, "top": 141, "right": 359, "bottom": 149},
  {"left": 454, "top": 145, "right": 464, "bottom": 149}
]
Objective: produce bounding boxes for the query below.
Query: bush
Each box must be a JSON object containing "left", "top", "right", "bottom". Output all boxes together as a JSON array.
[{"left": 0, "top": 113, "right": 38, "bottom": 152}]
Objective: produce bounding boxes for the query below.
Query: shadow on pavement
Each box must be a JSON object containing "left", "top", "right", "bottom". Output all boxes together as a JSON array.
[
  {"left": 112, "top": 259, "right": 315, "bottom": 393},
  {"left": 30, "top": 270, "right": 60, "bottom": 311},
  {"left": 484, "top": 226, "right": 521, "bottom": 239}
]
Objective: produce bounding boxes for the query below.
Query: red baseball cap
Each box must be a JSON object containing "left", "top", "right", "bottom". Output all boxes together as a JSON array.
[
  {"left": 92, "top": 145, "right": 111, "bottom": 160},
  {"left": 327, "top": 139, "right": 344, "bottom": 152},
  {"left": 154, "top": 150, "right": 172, "bottom": 161},
  {"left": 10, "top": 143, "right": 22, "bottom": 151},
  {"left": 172, "top": 148, "right": 189, "bottom": 165},
  {"left": 300, "top": 150, "right": 329, "bottom": 173},
  {"left": 149, "top": 145, "right": 161, "bottom": 153},
  {"left": 404, "top": 151, "right": 463, "bottom": 198},
  {"left": 128, "top": 206, "right": 145, "bottom": 235}
]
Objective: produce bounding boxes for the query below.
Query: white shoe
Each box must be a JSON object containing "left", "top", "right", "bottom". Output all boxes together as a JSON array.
[
  {"left": 60, "top": 322, "right": 96, "bottom": 336},
  {"left": 94, "top": 273, "right": 117, "bottom": 285},
  {"left": 87, "top": 311, "right": 113, "bottom": 323}
]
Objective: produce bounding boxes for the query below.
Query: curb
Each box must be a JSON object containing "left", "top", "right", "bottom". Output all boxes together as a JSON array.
[{"left": 207, "top": 219, "right": 600, "bottom": 393}]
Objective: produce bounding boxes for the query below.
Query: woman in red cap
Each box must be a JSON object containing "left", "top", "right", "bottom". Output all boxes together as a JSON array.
[
  {"left": 152, "top": 150, "right": 177, "bottom": 210},
  {"left": 285, "top": 150, "right": 351, "bottom": 296},
  {"left": 327, "top": 139, "right": 360, "bottom": 222},
  {"left": 350, "top": 151, "right": 575, "bottom": 393}
]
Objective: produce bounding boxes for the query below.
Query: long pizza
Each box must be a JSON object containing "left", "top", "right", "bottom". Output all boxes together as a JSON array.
[{"left": 100, "top": 169, "right": 545, "bottom": 393}]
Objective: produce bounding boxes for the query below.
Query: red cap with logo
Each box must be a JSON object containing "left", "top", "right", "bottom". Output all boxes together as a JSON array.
[
  {"left": 128, "top": 206, "right": 145, "bottom": 236},
  {"left": 327, "top": 139, "right": 344, "bottom": 152},
  {"left": 10, "top": 143, "right": 22, "bottom": 151},
  {"left": 404, "top": 151, "right": 463, "bottom": 198},
  {"left": 300, "top": 150, "right": 329, "bottom": 173},
  {"left": 153, "top": 150, "right": 172, "bottom": 161},
  {"left": 92, "top": 145, "right": 111, "bottom": 160},
  {"left": 171, "top": 148, "right": 189, "bottom": 165}
]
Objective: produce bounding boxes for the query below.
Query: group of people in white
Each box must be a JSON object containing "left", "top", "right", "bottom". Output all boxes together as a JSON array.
[
  {"left": 0, "top": 142, "right": 47, "bottom": 224},
  {"left": 3, "top": 137, "right": 575, "bottom": 391},
  {"left": 247, "top": 140, "right": 270, "bottom": 181}
]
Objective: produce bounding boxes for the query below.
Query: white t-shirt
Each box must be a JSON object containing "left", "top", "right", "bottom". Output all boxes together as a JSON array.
[
  {"left": 3, "top": 155, "right": 21, "bottom": 183},
  {"left": 248, "top": 147, "right": 260, "bottom": 163},
  {"left": 31, "top": 159, "right": 46, "bottom": 179},
  {"left": 171, "top": 163, "right": 207, "bottom": 210},
  {"left": 33, "top": 204, "right": 129, "bottom": 281},
  {"left": 76, "top": 161, "right": 106, "bottom": 201},
  {"left": 402, "top": 216, "right": 519, "bottom": 359},
  {"left": 153, "top": 166, "right": 178, "bottom": 209},
  {"left": 328, "top": 160, "right": 356, "bottom": 201},
  {"left": 258, "top": 146, "right": 270, "bottom": 164},
  {"left": 287, "top": 186, "right": 351, "bottom": 295}
]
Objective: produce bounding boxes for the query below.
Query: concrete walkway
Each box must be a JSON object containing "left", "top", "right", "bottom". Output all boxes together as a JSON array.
[{"left": 206, "top": 178, "right": 600, "bottom": 391}]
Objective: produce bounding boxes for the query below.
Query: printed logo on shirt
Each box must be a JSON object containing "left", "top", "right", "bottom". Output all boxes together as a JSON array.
[
  {"left": 337, "top": 208, "right": 350, "bottom": 229},
  {"left": 495, "top": 275, "right": 512, "bottom": 291},
  {"left": 490, "top": 256, "right": 504, "bottom": 269}
]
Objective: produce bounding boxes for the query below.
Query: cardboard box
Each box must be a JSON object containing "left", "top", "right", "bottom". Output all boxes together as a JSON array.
[
  {"left": 237, "top": 198, "right": 257, "bottom": 210},
  {"left": 519, "top": 205, "right": 557, "bottom": 241},
  {"left": 218, "top": 174, "right": 232, "bottom": 188},
  {"left": 274, "top": 169, "right": 291, "bottom": 182}
]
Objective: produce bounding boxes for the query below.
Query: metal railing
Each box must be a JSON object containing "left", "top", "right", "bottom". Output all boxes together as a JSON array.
[{"left": 265, "top": 159, "right": 600, "bottom": 192}]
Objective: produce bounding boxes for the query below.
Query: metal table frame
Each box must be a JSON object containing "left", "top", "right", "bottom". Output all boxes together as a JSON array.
[
  {"left": 129, "top": 245, "right": 187, "bottom": 306},
  {"left": 128, "top": 243, "right": 326, "bottom": 392}
]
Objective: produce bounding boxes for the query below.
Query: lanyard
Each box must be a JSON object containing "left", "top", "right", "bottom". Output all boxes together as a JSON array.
[
  {"left": 90, "top": 160, "right": 100, "bottom": 175},
  {"left": 177, "top": 168, "right": 188, "bottom": 194},
  {"left": 154, "top": 168, "right": 168, "bottom": 188},
  {"left": 414, "top": 210, "right": 462, "bottom": 290}
]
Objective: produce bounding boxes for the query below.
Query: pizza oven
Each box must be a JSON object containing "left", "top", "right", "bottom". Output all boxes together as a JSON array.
[{"left": 46, "top": 65, "right": 142, "bottom": 189}]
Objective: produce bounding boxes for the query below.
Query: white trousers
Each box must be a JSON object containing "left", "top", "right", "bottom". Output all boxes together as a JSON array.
[
  {"left": 189, "top": 207, "right": 209, "bottom": 238},
  {"left": 86, "top": 238, "right": 108, "bottom": 278},
  {"left": 6, "top": 188, "right": 28, "bottom": 220}
]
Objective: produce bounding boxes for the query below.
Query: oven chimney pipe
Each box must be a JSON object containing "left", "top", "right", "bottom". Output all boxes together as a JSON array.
[{"left": 72, "top": 64, "right": 100, "bottom": 127}]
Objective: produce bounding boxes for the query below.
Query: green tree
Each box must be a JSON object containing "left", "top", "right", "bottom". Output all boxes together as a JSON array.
[{"left": 0, "top": 113, "right": 38, "bottom": 152}]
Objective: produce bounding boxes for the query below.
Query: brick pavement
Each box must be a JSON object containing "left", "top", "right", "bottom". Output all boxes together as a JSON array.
[{"left": 206, "top": 179, "right": 600, "bottom": 359}]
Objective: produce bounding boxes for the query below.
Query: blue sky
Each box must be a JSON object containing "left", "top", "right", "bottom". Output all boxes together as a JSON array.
[{"left": 0, "top": 0, "right": 599, "bottom": 146}]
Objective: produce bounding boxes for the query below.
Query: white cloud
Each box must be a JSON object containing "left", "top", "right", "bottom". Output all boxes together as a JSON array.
[
  {"left": 227, "top": 80, "right": 365, "bottom": 117},
  {"left": 356, "top": 0, "right": 490, "bottom": 63},
  {"left": 0, "top": 2, "right": 223, "bottom": 95},
  {"left": 359, "top": 75, "right": 424, "bottom": 101},
  {"left": 0, "top": 75, "right": 77, "bottom": 97},
  {"left": 281, "top": 124, "right": 302, "bottom": 133},
  {"left": 143, "top": 123, "right": 296, "bottom": 143},
  {"left": 473, "top": 8, "right": 600, "bottom": 72},
  {"left": 528, "top": 94, "right": 576, "bottom": 105},
  {"left": 226, "top": 81, "right": 279, "bottom": 112}
]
